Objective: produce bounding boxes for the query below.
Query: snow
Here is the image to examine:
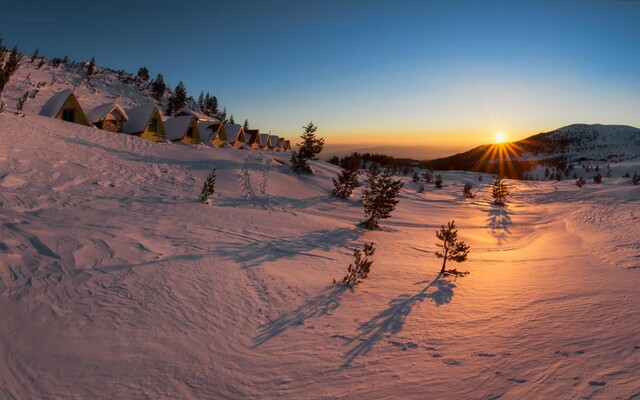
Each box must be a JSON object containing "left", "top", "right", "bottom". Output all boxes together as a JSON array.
[
  {"left": 38, "top": 88, "right": 73, "bottom": 117},
  {"left": 225, "top": 123, "right": 244, "bottom": 143},
  {"left": 1, "top": 112, "right": 639, "bottom": 399},
  {"left": 175, "top": 109, "right": 218, "bottom": 122},
  {"left": 122, "top": 103, "right": 157, "bottom": 134},
  {"left": 197, "top": 121, "right": 222, "bottom": 144},
  {"left": 164, "top": 115, "right": 195, "bottom": 141},
  {"left": 86, "top": 102, "right": 129, "bottom": 123}
]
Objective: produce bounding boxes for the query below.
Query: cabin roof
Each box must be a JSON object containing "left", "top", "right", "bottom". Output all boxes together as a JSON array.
[
  {"left": 87, "top": 102, "right": 128, "bottom": 123},
  {"left": 225, "top": 124, "right": 244, "bottom": 143},
  {"left": 123, "top": 103, "right": 157, "bottom": 134},
  {"left": 164, "top": 116, "right": 196, "bottom": 141},
  {"left": 39, "top": 89, "right": 73, "bottom": 117}
]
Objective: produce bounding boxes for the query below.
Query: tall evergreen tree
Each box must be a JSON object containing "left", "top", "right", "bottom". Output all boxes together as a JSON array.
[
  {"left": 86, "top": 56, "right": 96, "bottom": 76},
  {"left": 198, "top": 91, "right": 205, "bottom": 111},
  {"left": 291, "top": 122, "right": 325, "bottom": 173},
  {"left": 491, "top": 177, "right": 510, "bottom": 205},
  {"left": 218, "top": 107, "right": 227, "bottom": 121},
  {"left": 0, "top": 39, "right": 20, "bottom": 111},
  {"left": 361, "top": 165, "right": 404, "bottom": 230},
  {"left": 170, "top": 81, "right": 187, "bottom": 112},
  {"left": 332, "top": 168, "right": 361, "bottom": 199},
  {"left": 229, "top": 114, "right": 235, "bottom": 124},
  {"left": 137, "top": 66, "right": 150, "bottom": 81},
  {"left": 30, "top": 47, "right": 39, "bottom": 62},
  {"left": 435, "top": 220, "right": 470, "bottom": 274},
  {"left": 151, "top": 73, "right": 166, "bottom": 101},
  {"left": 243, "top": 118, "right": 249, "bottom": 130}
]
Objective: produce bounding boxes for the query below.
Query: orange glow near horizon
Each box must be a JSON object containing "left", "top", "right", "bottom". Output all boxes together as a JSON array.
[{"left": 495, "top": 132, "right": 506, "bottom": 143}]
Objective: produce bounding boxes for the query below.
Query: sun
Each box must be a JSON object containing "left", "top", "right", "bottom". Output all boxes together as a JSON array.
[{"left": 495, "top": 132, "right": 507, "bottom": 144}]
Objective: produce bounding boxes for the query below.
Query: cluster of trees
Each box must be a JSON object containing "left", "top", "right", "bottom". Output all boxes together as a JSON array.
[
  {"left": 0, "top": 36, "right": 21, "bottom": 112},
  {"left": 328, "top": 152, "right": 415, "bottom": 174}
]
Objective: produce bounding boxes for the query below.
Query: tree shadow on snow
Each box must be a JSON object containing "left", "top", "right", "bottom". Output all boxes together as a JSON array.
[
  {"left": 216, "top": 227, "right": 364, "bottom": 269},
  {"left": 253, "top": 284, "right": 349, "bottom": 347},
  {"left": 485, "top": 205, "right": 513, "bottom": 245},
  {"left": 341, "top": 274, "right": 456, "bottom": 367}
]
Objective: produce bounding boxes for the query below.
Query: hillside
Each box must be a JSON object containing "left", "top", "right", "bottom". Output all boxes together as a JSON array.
[
  {"left": 1, "top": 113, "right": 639, "bottom": 399},
  {"left": 1, "top": 53, "right": 195, "bottom": 116},
  {"left": 423, "top": 124, "right": 640, "bottom": 179}
]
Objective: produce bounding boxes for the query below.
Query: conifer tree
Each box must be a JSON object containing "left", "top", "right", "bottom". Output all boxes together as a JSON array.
[
  {"left": 435, "top": 220, "right": 470, "bottom": 275},
  {"left": 198, "top": 91, "right": 204, "bottom": 110},
  {"left": 463, "top": 181, "right": 475, "bottom": 199},
  {"left": 151, "top": 73, "right": 166, "bottom": 101},
  {"left": 423, "top": 171, "right": 433, "bottom": 183},
  {"left": 576, "top": 177, "right": 586, "bottom": 188},
  {"left": 206, "top": 94, "right": 219, "bottom": 116},
  {"left": 201, "top": 169, "right": 216, "bottom": 203},
  {"left": 170, "top": 81, "right": 187, "bottom": 112},
  {"left": 593, "top": 174, "right": 603, "bottom": 184},
  {"left": 339, "top": 243, "right": 375, "bottom": 287},
  {"left": 16, "top": 91, "right": 28, "bottom": 113},
  {"left": 137, "top": 67, "right": 150, "bottom": 81},
  {"left": 218, "top": 107, "right": 227, "bottom": 121},
  {"left": 332, "top": 167, "right": 360, "bottom": 199},
  {"left": 243, "top": 119, "right": 249, "bottom": 130},
  {"left": 0, "top": 39, "right": 20, "bottom": 112},
  {"left": 86, "top": 56, "right": 96, "bottom": 76},
  {"left": 361, "top": 165, "right": 404, "bottom": 230},
  {"left": 434, "top": 174, "right": 443, "bottom": 188},
  {"left": 291, "top": 122, "right": 325, "bottom": 174},
  {"left": 30, "top": 48, "right": 39, "bottom": 62},
  {"left": 412, "top": 171, "right": 420, "bottom": 182},
  {"left": 417, "top": 183, "right": 425, "bottom": 193},
  {"left": 632, "top": 173, "right": 640, "bottom": 185},
  {"left": 491, "top": 177, "right": 510, "bottom": 205},
  {"left": 229, "top": 114, "right": 235, "bottom": 124}
]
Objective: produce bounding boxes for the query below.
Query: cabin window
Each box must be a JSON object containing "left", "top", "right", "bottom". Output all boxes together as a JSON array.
[
  {"left": 62, "top": 108, "right": 75, "bottom": 122},
  {"left": 148, "top": 118, "right": 157, "bottom": 133},
  {"left": 186, "top": 127, "right": 193, "bottom": 138}
]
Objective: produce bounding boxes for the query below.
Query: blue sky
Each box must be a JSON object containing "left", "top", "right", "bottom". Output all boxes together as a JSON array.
[{"left": 2, "top": 0, "right": 640, "bottom": 153}]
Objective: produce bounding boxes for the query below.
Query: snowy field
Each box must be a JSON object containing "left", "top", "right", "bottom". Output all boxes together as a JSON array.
[{"left": 1, "top": 113, "right": 639, "bottom": 399}]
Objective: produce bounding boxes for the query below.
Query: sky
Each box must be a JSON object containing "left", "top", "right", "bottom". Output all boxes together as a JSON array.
[{"left": 2, "top": 0, "right": 640, "bottom": 157}]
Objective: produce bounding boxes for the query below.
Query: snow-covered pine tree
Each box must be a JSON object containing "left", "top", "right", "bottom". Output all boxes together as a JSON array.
[
  {"left": 291, "top": 122, "right": 324, "bottom": 174},
  {"left": 339, "top": 243, "right": 375, "bottom": 287},
  {"left": 491, "top": 177, "right": 510, "bottom": 205},
  {"left": 200, "top": 169, "right": 216, "bottom": 204},
  {"left": 435, "top": 220, "right": 470, "bottom": 276},
  {"left": 361, "top": 165, "right": 404, "bottom": 230},
  {"left": 434, "top": 174, "right": 443, "bottom": 188},
  {"left": 462, "top": 181, "right": 475, "bottom": 199},
  {"left": 332, "top": 167, "right": 360, "bottom": 199}
]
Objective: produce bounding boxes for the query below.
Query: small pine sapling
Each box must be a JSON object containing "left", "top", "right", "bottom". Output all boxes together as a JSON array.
[
  {"left": 435, "top": 220, "right": 470, "bottom": 277},
  {"left": 417, "top": 183, "right": 425, "bottom": 193},
  {"left": 338, "top": 242, "right": 375, "bottom": 288},
  {"left": 434, "top": 174, "right": 443, "bottom": 188},
  {"left": 423, "top": 171, "right": 433, "bottom": 183},
  {"left": 362, "top": 165, "right": 404, "bottom": 230},
  {"left": 15, "top": 91, "right": 28, "bottom": 115},
  {"left": 576, "top": 177, "right": 586, "bottom": 188},
  {"left": 593, "top": 174, "right": 602, "bottom": 184},
  {"left": 412, "top": 171, "right": 420, "bottom": 182},
  {"left": 200, "top": 169, "right": 216, "bottom": 204},
  {"left": 462, "top": 181, "right": 475, "bottom": 199},
  {"left": 632, "top": 173, "right": 640, "bottom": 185},
  {"left": 491, "top": 177, "right": 510, "bottom": 206},
  {"left": 332, "top": 167, "right": 360, "bottom": 199}
]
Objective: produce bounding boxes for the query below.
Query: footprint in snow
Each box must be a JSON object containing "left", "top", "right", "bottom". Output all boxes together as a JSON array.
[
  {"left": 507, "top": 378, "right": 527, "bottom": 384},
  {"left": 473, "top": 352, "right": 497, "bottom": 358},
  {"left": 588, "top": 381, "right": 607, "bottom": 387},
  {"left": 442, "top": 359, "right": 460, "bottom": 366}
]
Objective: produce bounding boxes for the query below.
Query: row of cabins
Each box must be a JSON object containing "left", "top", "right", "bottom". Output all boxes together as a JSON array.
[{"left": 38, "top": 89, "right": 292, "bottom": 151}]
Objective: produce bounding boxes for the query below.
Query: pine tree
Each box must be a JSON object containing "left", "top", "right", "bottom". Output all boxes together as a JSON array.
[
  {"left": 0, "top": 40, "right": 20, "bottom": 112},
  {"left": 243, "top": 119, "right": 249, "bottom": 130},
  {"left": 86, "top": 56, "right": 96, "bottom": 76},
  {"left": 362, "top": 165, "right": 404, "bottom": 230},
  {"left": 417, "top": 183, "right": 425, "bottom": 193},
  {"left": 16, "top": 91, "right": 28, "bottom": 113},
  {"left": 206, "top": 95, "right": 219, "bottom": 116},
  {"left": 201, "top": 169, "right": 216, "bottom": 203},
  {"left": 137, "top": 67, "right": 150, "bottom": 81},
  {"left": 576, "top": 177, "right": 586, "bottom": 188},
  {"left": 491, "top": 177, "right": 510, "bottom": 205},
  {"left": 463, "top": 181, "right": 475, "bottom": 199},
  {"left": 30, "top": 47, "right": 39, "bottom": 62},
  {"left": 218, "top": 107, "right": 227, "bottom": 121},
  {"left": 165, "top": 99, "right": 174, "bottom": 116},
  {"left": 632, "top": 173, "right": 640, "bottom": 185},
  {"left": 291, "top": 122, "right": 325, "bottom": 174},
  {"left": 412, "top": 171, "right": 420, "bottom": 182},
  {"left": 170, "top": 81, "right": 187, "bottom": 112},
  {"left": 339, "top": 243, "right": 375, "bottom": 287},
  {"left": 423, "top": 171, "right": 433, "bottom": 183},
  {"left": 229, "top": 114, "right": 235, "bottom": 124},
  {"left": 332, "top": 167, "right": 360, "bottom": 199},
  {"left": 198, "top": 91, "right": 204, "bottom": 111},
  {"left": 435, "top": 220, "right": 470, "bottom": 275},
  {"left": 434, "top": 174, "right": 443, "bottom": 188},
  {"left": 593, "top": 174, "right": 603, "bottom": 184},
  {"left": 151, "top": 73, "right": 166, "bottom": 101}
]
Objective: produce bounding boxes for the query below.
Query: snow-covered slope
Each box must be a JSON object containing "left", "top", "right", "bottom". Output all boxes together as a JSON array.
[
  {"left": 1, "top": 113, "right": 639, "bottom": 399},
  {"left": 1, "top": 55, "right": 192, "bottom": 115}
]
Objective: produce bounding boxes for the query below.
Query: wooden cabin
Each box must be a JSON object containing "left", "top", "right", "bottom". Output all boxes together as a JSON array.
[
  {"left": 123, "top": 103, "right": 166, "bottom": 142},
  {"left": 245, "top": 129, "right": 261, "bottom": 150},
  {"left": 197, "top": 121, "right": 227, "bottom": 147},
  {"left": 165, "top": 116, "right": 201, "bottom": 144},
  {"left": 39, "top": 89, "right": 91, "bottom": 126},
  {"left": 259, "top": 133, "right": 271, "bottom": 150},
  {"left": 87, "top": 102, "right": 128, "bottom": 132},
  {"left": 268, "top": 135, "right": 280, "bottom": 151},
  {"left": 283, "top": 139, "right": 291, "bottom": 151},
  {"left": 225, "top": 124, "right": 247, "bottom": 149}
]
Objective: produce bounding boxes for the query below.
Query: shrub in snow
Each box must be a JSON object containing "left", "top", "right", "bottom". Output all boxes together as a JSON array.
[
  {"left": 200, "top": 169, "right": 216, "bottom": 204},
  {"left": 332, "top": 167, "right": 360, "bottom": 199},
  {"left": 593, "top": 174, "right": 602, "bottom": 184},
  {"left": 338, "top": 243, "right": 375, "bottom": 287},
  {"left": 463, "top": 181, "right": 475, "bottom": 199},
  {"left": 434, "top": 174, "right": 443, "bottom": 188},
  {"left": 435, "top": 220, "right": 470, "bottom": 277},
  {"left": 412, "top": 171, "right": 420, "bottom": 182},
  {"left": 417, "top": 183, "right": 425, "bottom": 193},
  {"left": 491, "top": 177, "right": 510, "bottom": 206},
  {"left": 362, "top": 164, "right": 403, "bottom": 230},
  {"left": 423, "top": 171, "right": 433, "bottom": 183},
  {"left": 86, "top": 56, "right": 96, "bottom": 76},
  {"left": 291, "top": 122, "right": 324, "bottom": 174},
  {"left": 632, "top": 173, "right": 640, "bottom": 185},
  {"left": 15, "top": 91, "right": 27, "bottom": 114},
  {"left": 576, "top": 177, "right": 586, "bottom": 188},
  {"left": 0, "top": 38, "right": 20, "bottom": 110}
]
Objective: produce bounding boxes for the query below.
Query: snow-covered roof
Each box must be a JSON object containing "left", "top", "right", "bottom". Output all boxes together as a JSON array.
[
  {"left": 269, "top": 135, "right": 279, "bottom": 147},
  {"left": 39, "top": 89, "right": 73, "bottom": 117},
  {"left": 197, "top": 121, "right": 221, "bottom": 142},
  {"left": 87, "top": 102, "right": 128, "bottom": 124},
  {"left": 175, "top": 109, "right": 219, "bottom": 122},
  {"left": 164, "top": 116, "right": 195, "bottom": 141},
  {"left": 245, "top": 129, "right": 260, "bottom": 145},
  {"left": 123, "top": 103, "right": 157, "bottom": 134},
  {"left": 278, "top": 138, "right": 285, "bottom": 147},
  {"left": 260, "top": 133, "right": 270, "bottom": 146},
  {"left": 226, "top": 124, "right": 243, "bottom": 143}
]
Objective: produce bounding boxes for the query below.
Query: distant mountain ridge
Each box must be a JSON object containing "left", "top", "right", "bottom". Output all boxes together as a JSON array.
[{"left": 422, "top": 124, "right": 640, "bottom": 179}]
